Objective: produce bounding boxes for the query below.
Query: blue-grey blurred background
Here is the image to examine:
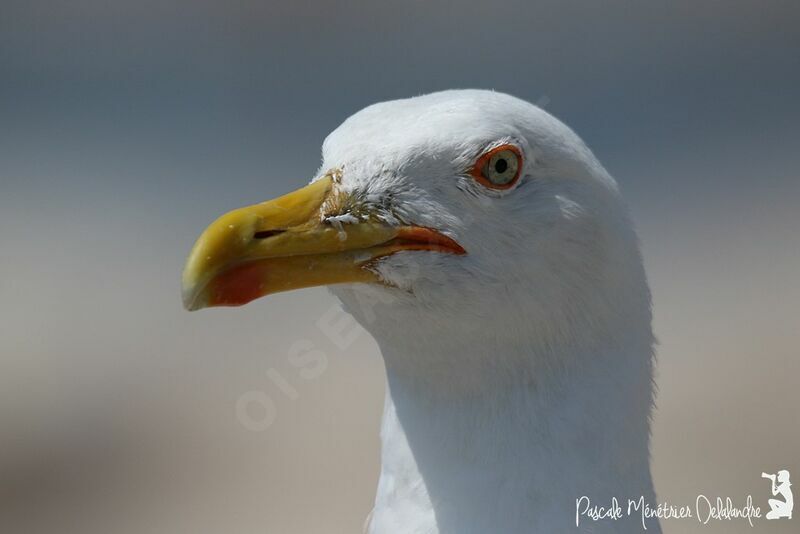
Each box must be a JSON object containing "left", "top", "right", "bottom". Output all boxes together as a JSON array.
[{"left": 1, "top": 1, "right": 798, "bottom": 532}]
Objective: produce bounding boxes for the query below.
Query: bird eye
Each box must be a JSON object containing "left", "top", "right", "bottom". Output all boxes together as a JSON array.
[{"left": 471, "top": 145, "right": 522, "bottom": 190}]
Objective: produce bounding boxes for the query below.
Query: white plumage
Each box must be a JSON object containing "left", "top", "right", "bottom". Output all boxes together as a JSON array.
[{"left": 323, "top": 90, "right": 659, "bottom": 533}]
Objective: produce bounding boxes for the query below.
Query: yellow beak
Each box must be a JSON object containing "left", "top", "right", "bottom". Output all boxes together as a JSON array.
[{"left": 181, "top": 174, "right": 465, "bottom": 311}]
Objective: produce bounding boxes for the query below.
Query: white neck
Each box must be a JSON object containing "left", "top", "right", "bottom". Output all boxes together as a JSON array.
[{"left": 367, "top": 333, "right": 660, "bottom": 534}]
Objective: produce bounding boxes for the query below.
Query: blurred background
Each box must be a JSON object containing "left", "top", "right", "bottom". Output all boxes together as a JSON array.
[{"left": 1, "top": 1, "right": 799, "bottom": 532}]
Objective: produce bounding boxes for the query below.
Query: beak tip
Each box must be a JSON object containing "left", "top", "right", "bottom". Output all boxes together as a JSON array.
[{"left": 181, "top": 281, "right": 207, "bottom": 312}]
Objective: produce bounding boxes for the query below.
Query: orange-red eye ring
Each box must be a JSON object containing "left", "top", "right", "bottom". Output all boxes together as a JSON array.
[{"left": 469, "top": 144, "right": 523, "bottom": 190}]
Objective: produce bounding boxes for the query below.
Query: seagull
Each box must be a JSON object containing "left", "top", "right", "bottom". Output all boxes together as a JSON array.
[{"left": 182, "top": 90, "right": 660, "bottom": 533}]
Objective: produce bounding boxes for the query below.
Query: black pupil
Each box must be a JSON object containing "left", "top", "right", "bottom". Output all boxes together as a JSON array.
[{"left": 494, "top": 158, "right": 508, "bottom": 174}]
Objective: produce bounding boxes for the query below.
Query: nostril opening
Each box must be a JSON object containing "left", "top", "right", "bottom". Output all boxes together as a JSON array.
[{"left": 253, "top": 229, "right": 286, "bottom": 239}]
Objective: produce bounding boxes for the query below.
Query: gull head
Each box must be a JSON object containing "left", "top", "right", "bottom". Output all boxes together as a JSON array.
[{"left": 183, "top": 90, "right": 650, "bottom": 352}]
